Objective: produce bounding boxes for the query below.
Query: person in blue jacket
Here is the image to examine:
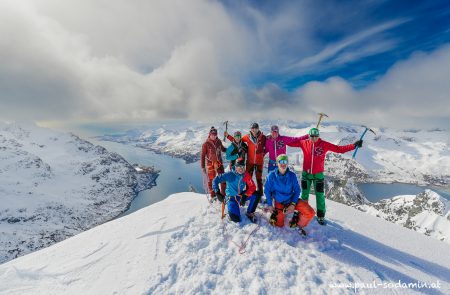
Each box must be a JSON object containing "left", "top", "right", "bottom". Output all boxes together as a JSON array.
[
  {"left": 212, "top": 158, "right": 260, "bottom": 223},
  {"left": 264, "top": 154, "right": 315, "bottom": 229}
]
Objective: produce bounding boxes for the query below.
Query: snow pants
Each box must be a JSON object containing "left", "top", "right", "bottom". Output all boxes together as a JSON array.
[
  {"left": 227, "top": 194, "right": 261, "bottom": 223},
  {"left": 246, "top": 163, "right": 263, "bottom": 193},
  {"left": 206, "top": 162, "right": 225, "bottom": 197},
  {"left": 301, "top": 171, "right": 326, "bottom": 218},
  {"left": 273, "top": 200, "right": 315, "bottom": 227}
]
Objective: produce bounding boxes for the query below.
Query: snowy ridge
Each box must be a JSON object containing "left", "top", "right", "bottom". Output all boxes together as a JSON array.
[
  {"left": 0, "top": 123, "right": 158, "bottom": 264},
  {"left": 97, "top": 120, "right": 450, "bottom": 186},
  {"left": 359, "top": 190, "right": 450, "bottom": 242},
  {"left": 0, "top": 193, "right": 448, "bottom": 294}
]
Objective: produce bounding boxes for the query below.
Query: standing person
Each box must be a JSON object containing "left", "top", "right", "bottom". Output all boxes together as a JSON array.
[
  {"left": 291, "top": 128, "right": 363, "bottom": 225},
  {"left": 265, "top": 125, "right": 308, "bottom": 173},
  {"left": 201, "top": 126, "right": 226, "bottom": 201},
  {"left": 264, "top": 154, "right": 315, "bottom": 234},
  {"left": 212, "top": 158, "right": 260, "bottom": 223},
  {"left": 241, "top": 123, "right": 266, "bottom": 194},
  {"left": 225, "top": 131, "right": 248, "bottom": 169}
]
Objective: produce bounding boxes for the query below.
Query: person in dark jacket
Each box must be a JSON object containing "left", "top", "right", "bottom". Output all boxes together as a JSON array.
[
  {"left": 225, "top": 131, "right": 248, "bottom": 169},
  {"left": 212, "top": 158, "right": 260, "bottom": 223},
  {"left": 264, "top": 154, "right": 315, "bottom": 230}
]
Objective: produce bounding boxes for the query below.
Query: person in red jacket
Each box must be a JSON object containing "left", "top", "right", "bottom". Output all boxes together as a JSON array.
[
  {"left": 201, "top": 126, "right": 226, "bottom": 201},
  {"left": 240, "top": 123, "right": 266, "bottom": 194},
  {"left": 291, "top": 128, "right": 363, "bottom": 225}
]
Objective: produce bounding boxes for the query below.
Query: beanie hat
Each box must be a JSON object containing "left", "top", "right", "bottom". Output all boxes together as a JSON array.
[{"left": 209, "top": 126, "right": 218, "bottom": 135}]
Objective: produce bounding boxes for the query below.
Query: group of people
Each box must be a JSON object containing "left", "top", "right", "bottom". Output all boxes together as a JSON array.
[{"left": 200, "top": 123, "right": 363, "bottom": 231}]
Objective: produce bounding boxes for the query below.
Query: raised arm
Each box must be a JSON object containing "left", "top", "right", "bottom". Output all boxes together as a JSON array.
[
  {"left": 285, "top": 134, "right": 309, "bottom": 146},
  {"left": 323, "top": 140, "right": 356, "bottom": 154}
]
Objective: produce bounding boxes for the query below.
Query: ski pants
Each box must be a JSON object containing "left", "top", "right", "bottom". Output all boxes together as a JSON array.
[
  {"left": 206, "top": 162, "right": 225, "bottom": 197},
  {"left": 246, "top": 163, "right": 263, "bottom": 193},
  {"left": 227, "top": 193, "right": 261, "bottom": 223},
  {"left": 272, "top": 200, "right": 315, "bottom": 228},
  {"left": 301, "top": 171, "right": 326, "bottom": 217}
]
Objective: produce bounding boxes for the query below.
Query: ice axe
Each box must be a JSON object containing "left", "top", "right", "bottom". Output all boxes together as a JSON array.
[
  {"left": 316, "top": 113, "right": 329, "bottom": 128},
  {"left": 352, "top": 125, "right": 376, "bottom": 159},
  {"left": 223, "top": 120, "right": 228, "bottom": 141}
]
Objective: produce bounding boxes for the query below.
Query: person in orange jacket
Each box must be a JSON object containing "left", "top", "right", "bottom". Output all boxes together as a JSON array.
[{"left": 201, "top": 126, "right": 226, "bottom": 201}]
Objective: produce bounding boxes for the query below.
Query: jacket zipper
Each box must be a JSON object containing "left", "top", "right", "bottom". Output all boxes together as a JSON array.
[{"left": 310, "top": 141, "right": 314, "bottom": 174}]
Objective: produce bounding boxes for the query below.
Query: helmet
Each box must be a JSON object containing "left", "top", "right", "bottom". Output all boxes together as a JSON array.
[
  {"left": 308, "top": 128, "right": 320, "bottom": 137},
  {"left": 250, "top": 122, "right": 259, "bottom": 129}
]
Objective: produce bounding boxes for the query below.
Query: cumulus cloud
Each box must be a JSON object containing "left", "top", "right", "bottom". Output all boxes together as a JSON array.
[
  {"left": 294, "top": 45, "right": 450, "bottom": 128},
  {"left": 0, "top": 0, "right": 448, "bottom": 129}
]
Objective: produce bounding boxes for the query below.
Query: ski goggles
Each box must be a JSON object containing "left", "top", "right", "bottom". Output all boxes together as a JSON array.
[
  {"left": 235, "top": 164, "right": 245, "bottom": 168},
  {"left": 277, "top": 159, "right": 288, "bottom": 165}
]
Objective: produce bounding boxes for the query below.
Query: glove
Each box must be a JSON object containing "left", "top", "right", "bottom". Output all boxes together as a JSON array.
[
  {"left": 224, "top": 131, "right": 228, "bottom": 137},
  {"left": 216, "top": 191, "right": 225, "bottom": 203},
  {"left": 240, "top": 194, "right": 248, "bottom": 206},
  {"left": 354, "top": 139, "right": 363, "bottom": 148}
]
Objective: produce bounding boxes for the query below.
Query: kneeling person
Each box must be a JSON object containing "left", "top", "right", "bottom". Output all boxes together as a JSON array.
[
  {"left": 264, "top": 154, "right": 315, "bottom": 230},
  {"left": 212, "top": 158, "right": 261, "bottom": 223}
]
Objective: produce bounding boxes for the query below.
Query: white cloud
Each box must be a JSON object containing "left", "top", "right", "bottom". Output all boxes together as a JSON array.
[
  {"left": 287, "top": 19, "right": 409, "bottom": 71},
  {"left": 0, "top": 0, "right": 448, "bottom": 129},
  {"left": 293, "top": 45, "right": 450, "bottom": 128}
]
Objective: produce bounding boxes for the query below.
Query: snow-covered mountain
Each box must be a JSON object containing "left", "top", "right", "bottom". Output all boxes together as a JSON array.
[
  {"left": 97, "top": 120, "right": 450, "bottom": 187},
  {"left": 0, "top": 123, "right": 158, "bottom": 264},
  {"left": 327, "top": 180, "right": 450, "bottom": 242},
  {"left": 0, "top": 193, "right": 448, "bottom": 294}
]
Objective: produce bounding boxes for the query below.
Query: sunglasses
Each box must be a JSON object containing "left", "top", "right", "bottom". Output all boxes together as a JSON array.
[
  {"left": 235, "top": 164, "right": 245, "bottom": 168},
  {"left": 277, "top": 160, "right": 288, "bottom": 165},
  {"left": 309, "top": 135, "right": 319, "bottom": 138}
]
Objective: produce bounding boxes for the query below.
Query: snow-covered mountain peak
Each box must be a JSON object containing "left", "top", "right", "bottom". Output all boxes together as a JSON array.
[{"left": 0, "top": 123, "right": 158, "bottom": 264}]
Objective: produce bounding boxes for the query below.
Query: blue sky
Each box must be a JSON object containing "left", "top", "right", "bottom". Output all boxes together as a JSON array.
[
  {"left": 0, "top": 0, "right": 449, "bottom": 128},
  {"left": 225, "top": 0, "right": 450, "bottom": 90}
]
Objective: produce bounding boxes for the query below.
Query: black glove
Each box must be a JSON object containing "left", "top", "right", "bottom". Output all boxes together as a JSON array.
[
  {"left": 240, "top": 194, "right": 248, "bottom": 206},
  {"left": 216, "top": 191, "right": 225, "bottom": 203},
  {"left": 354, "top": 139, "right": 363, "bottom": 148}
]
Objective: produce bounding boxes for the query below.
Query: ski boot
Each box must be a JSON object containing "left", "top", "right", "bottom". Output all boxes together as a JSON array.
[
  {"left": 289, "top": 211, "right": 300, "bottom": 228},
  {"left": 269, "top": 210, "right": 278, "bottom": 226},
  {"left": 246, "top": 213, "right": 257, "bottom": 223},
  {"left": 317, "top": 216, "right": 327, "bottom": 226}
]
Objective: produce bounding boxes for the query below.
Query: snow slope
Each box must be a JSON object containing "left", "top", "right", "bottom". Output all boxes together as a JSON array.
[
  {"left": 0, "top": 193, "right": 448, "bottom": 294},
  {"left": 0, "top": 123, "right": 158, "bottom": 264}
]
